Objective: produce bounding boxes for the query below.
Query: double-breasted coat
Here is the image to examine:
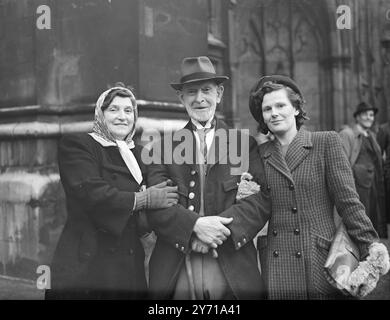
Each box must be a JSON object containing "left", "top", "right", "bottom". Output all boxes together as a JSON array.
[
  {"left": 46, "top": 133, "right": 147, "bottom": 299},
  {"left": 257, "top": 129, "right": 378, "bottom": 300},
  {"left": 146, "top": 119, "right": 271, "bottom": 299}
]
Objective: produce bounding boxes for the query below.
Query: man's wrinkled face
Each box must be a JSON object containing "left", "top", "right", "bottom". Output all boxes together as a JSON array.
[
  {"left": 178, "top": 81, "right": 224, "bottom": 123},
  {"left": 355, "top": 110, "right": 375, "bottom": 130}
]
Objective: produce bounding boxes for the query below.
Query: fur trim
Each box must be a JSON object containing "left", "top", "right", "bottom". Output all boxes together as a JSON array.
[
  {"left": 348, "top": 242, "right": 390, "bottom": 297},
  {"left": 236, "top": 172, "right": 260, "bottom": 200}
]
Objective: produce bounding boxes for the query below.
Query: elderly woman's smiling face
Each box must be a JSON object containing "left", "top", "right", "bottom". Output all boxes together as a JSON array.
[{"left": 103, "top": 96, "right": 135, "bottom": 140}]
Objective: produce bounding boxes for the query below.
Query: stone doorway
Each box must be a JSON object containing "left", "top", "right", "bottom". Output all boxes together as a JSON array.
[{"left": 233, "top": 0, "right": 332, "bottom": 135}]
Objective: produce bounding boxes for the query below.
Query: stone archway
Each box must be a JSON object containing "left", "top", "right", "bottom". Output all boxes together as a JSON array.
[{"left": 233, "top": 0, "right": 332, "bottom": 134}]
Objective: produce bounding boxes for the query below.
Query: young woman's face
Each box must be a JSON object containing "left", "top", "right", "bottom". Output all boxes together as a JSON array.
[
  {"left": 103, "top": 96, "right": 135, "bottom": 140},
  {"left": 261, "top": 88, "right": 299, "bottom": 137}
]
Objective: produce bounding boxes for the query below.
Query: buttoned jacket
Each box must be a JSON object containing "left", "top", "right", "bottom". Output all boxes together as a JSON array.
[
  {"left": 47, "top": 134, "right": 147, "bottom": 299},
  {"left": 146, "top": 119, "right": 271, "bottom": 299}
]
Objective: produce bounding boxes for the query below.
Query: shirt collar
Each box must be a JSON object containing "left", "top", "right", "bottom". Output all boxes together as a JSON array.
[{"left": 191, "top": 118, "right": 215, "bottom": 131}]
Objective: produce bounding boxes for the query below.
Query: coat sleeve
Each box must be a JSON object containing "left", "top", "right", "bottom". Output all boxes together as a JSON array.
[
  {"left": 377, "top": 125, "right": 387, "bottom": 155},
  {"left": 325, "top": 132, "right": 378, "bottom": 258},
  {"left": 218, "top": 137, "right": 271, "bottom": 249},
  {"left": 338, "top": 128, "right": 353, "bottom": 162},
  {"left": 58, "top": 134, "right": 136, "bottom": 237},
  {"left": 145, "top": 161, "right": 199, "bottom": 253}
]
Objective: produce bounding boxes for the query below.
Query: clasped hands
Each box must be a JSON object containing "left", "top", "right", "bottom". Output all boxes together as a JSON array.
[{"left": 191, "top": 216, "right": 233, "bottom": 258}]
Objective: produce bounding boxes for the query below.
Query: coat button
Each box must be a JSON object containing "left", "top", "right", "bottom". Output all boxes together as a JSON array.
[
  {"left": 188, "top": 205, "right": 194, "bottom": 211},
  {"left": 190, "top": 170, "right": 196, "bottom": 175},
  {"left": 242, "top": 238, "right": 247, "bottom": 244},
  {"left": 129, "top": 248, "right": 134, "bottom": 255},
  {"left": 273, "top": 250, "right": 279, "bottom": 257},
  {"left": 295, "top": 251, "right": 302, "bottom": 258},
  {"left": 181, "top": 246, "right": 185, "bottom": 251},
  {"left": 175, "top": 243, "right": 179, "bottom": 248},
  {"left": 237, "top": 242, "right": 241, "bottom": 248},
  {"left": 111, "top": 173, "right": 117, "bottom": 180},
  {"left": 189, "top": 192, "right": 195, "bottom": 199},
  {"left": 294, "top": 228, "right": 300, "bottom": 235},
  {"left": 272, "top": 229, "right": 277, "bottom": 236},
  {"left": 189, "top": 181, "right": 195, "bottom": 188},
  {"left": 291, "top": 207, "right": 297, "bottom": 214},
  {"left": 267, "top": 185, "right": 271, "bottom": 191},
  {"left": 289, "top": 184, "right": 294, "bottom": 190}
]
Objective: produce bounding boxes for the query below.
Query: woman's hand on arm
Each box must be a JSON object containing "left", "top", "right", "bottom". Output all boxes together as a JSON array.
[{"left": 135, "top": 180, "right": 179, "bottom": 210}]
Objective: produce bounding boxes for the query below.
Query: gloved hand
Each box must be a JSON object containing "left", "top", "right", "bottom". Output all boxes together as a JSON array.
[{"left": 135, "top": 180, "right": 179, "bottom": 210}]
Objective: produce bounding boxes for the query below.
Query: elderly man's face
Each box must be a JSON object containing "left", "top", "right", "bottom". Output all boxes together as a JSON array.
[
  {"left": 356, "top": 110, "right": 375, "bottom": 130},
  {"left": 178, "top": 80, "right": 223, "bottom": 123}
]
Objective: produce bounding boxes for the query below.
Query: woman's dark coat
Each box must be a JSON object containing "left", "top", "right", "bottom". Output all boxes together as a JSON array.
[{"left": 46, "top": 133, "right": 147, "bottom": 299}]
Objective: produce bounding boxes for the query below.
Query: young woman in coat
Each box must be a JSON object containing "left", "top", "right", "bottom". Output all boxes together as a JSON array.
[
  {"left": 45, "top": 85, "right": 178, "bottom": 299},
  {"left": 248, "top": 75, "right": 380, "bottom": 300}
]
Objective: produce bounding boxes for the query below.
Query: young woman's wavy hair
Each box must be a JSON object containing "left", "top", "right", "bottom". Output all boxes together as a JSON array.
[{"left": 249, "top": 81, "right": 308, "bottom": 134}]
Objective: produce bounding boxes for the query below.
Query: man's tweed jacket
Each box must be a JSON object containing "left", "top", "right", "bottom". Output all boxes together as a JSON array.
[{"left": 257, "top": 129, "right": 378, "bottom": 300}]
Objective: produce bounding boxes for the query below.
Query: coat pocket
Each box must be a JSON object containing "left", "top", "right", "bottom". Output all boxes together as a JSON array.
[
  {"left": 256, "top": 235, "right": 268, "bottom": 276},
  {"left": 177, "top": 184, "right": 189, "bottom": 198},
  {"left": 78, "top": 227, "right": 98, "bottom": 263},
  {"left": 311, "top": 234, "right": 335, "bottom": 296},
  {"left": 352, "top": 164, "right": 374, "bottom": 188},
  {"left": 222, "top": 177, "right": 239, "bottom": 192}
]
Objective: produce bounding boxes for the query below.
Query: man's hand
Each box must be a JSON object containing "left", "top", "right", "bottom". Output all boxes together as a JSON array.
[
  {"left": 191, "top": 237, "right": 219, "bottom": 258},
  {"left": 191, "top": 237, "right": 210, "bottom": 254},
  {"left": 193, "top": 216, "right": 233, "bottom": 247}
]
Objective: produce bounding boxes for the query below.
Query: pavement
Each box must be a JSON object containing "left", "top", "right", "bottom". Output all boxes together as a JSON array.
[{"left": 0, "top": 238, "right": 389, "bottom": 300}]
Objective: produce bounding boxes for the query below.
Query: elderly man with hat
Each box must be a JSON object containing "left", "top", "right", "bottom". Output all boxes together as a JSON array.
[
  {"left": 145, "top": 56, "right": 271, "bottom": 300},
  {"left": 339, "top": 102, "right": 387, "bottom": 238}
]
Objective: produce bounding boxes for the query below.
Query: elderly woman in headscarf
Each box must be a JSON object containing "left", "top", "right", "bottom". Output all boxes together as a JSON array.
[{"left": 46, "top": 85, "right": 178, "bottom": 300}]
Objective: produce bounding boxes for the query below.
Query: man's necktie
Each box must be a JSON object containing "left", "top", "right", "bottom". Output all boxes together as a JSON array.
[
  {"left": 192, "top": 120, "right": 215, "bottom": 164},
  {"left": 197, "top": 127, "right": 211, "bottom": 164}
]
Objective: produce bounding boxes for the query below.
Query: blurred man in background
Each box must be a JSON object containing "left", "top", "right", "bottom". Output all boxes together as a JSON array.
[{"left": 339, "top": 102, "right": 387, "bottom": 238}]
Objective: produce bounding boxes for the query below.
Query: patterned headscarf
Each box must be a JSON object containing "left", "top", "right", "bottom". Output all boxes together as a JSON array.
[{"left": 92, "top": 86, "right": 138, "bottom": 147}]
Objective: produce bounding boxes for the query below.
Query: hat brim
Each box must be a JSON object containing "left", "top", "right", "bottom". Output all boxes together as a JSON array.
[
  {"left": 353, "top": 107, "right": 378, "bottom": 117},
  {"left": 170, "top": 76, "right": 229, "bottom": 90}
]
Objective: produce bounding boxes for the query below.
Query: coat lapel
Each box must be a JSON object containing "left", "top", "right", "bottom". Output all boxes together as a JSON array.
[
  {"left": 174, "top": 120, "right": 197, "bottom": 165},
  {"left": 262, "top": 139, "right": 294, "bottom": 184},
  {"left": 207, "top": 118, "right": 230, "bottom": 173},
  {"left": 285, "top": 129, "right": 313, "bottom": 173}
]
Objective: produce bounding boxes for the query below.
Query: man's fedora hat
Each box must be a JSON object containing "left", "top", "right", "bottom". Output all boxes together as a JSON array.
[
  {"left": 353, "top": 102, "right": 378, "bottom": 117},
  {"left": 170, "top": 56, "right": 229, "bottom": 90}
]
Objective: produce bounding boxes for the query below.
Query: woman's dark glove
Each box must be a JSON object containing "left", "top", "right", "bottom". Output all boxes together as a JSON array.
[{"left": 135, "top": 180, "right": 178, "bottom": 210}]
